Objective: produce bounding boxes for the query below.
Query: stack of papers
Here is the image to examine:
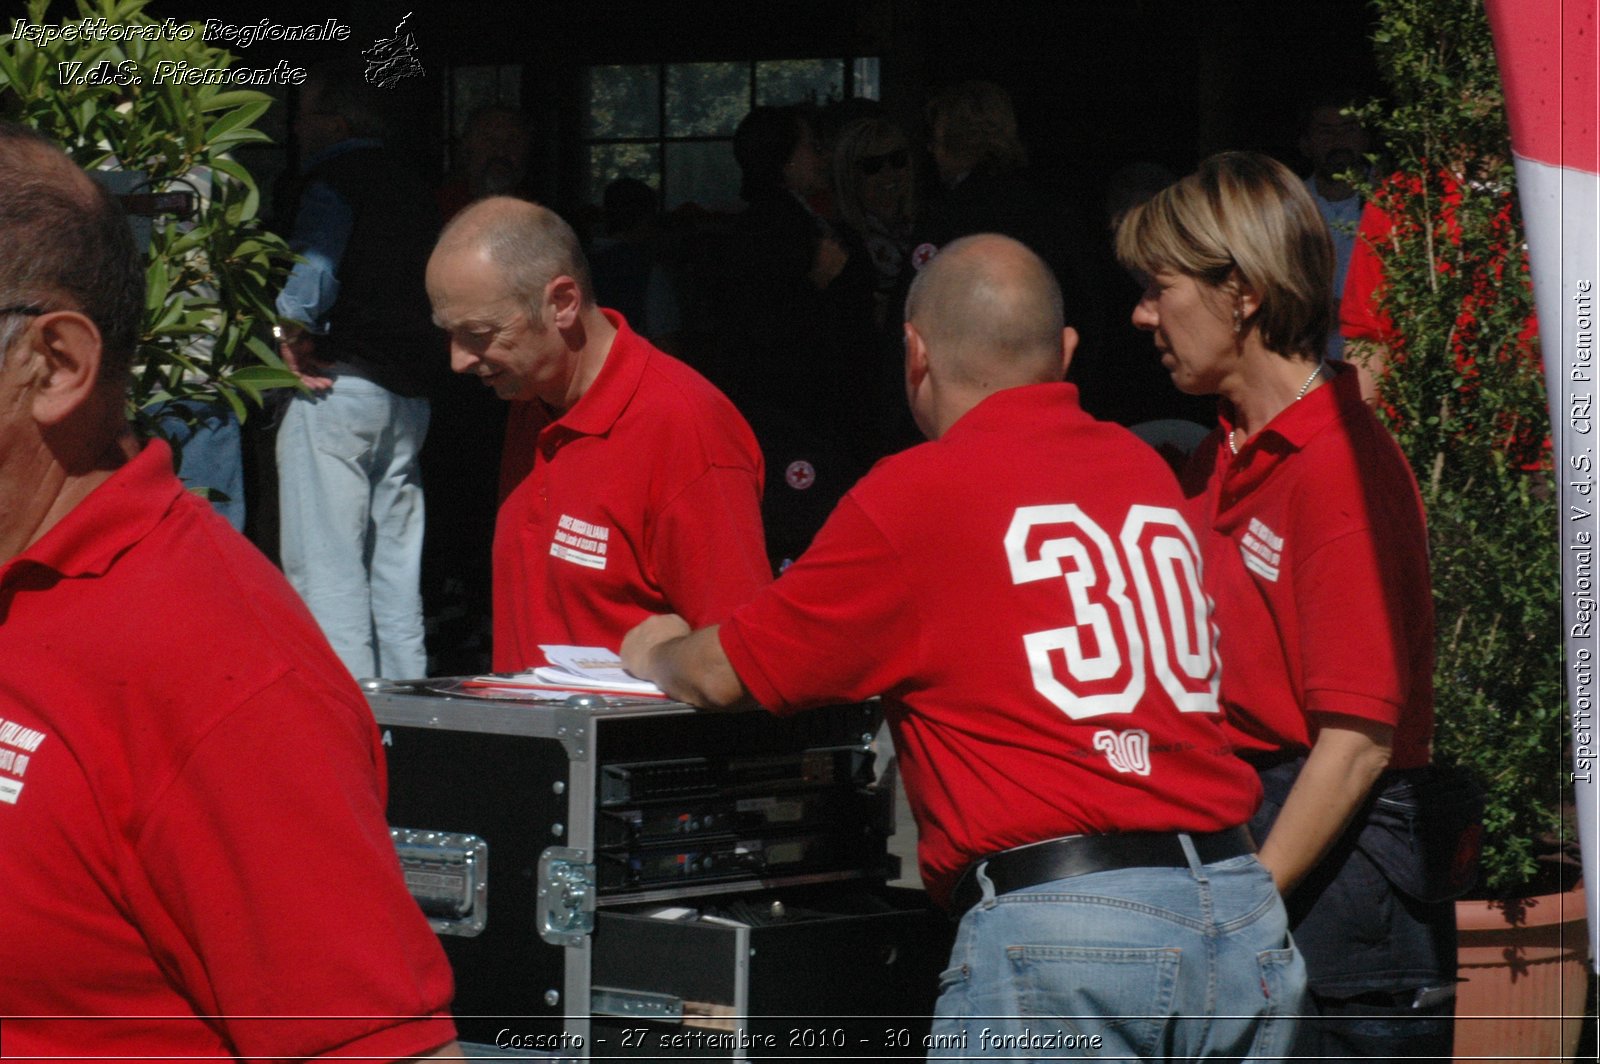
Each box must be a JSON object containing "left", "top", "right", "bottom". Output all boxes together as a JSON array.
[{"left": 469, "top": 646, "right": 666, "bottom": 697}]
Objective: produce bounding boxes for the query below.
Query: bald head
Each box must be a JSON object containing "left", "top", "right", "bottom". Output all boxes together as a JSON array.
[
  {"left": 434, "top": 196, "right": 593, "bottom": 309},
  {"left": 0, "top": 123, "right": 142, "bottom": 380},
  {"left": 905, "top": 234, "right": 1066, "bottom": 389}
]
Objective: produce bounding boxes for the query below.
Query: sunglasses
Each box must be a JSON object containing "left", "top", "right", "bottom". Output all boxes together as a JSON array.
[{"left": 856, "top": 147, "right": 909, "bottom": 176}]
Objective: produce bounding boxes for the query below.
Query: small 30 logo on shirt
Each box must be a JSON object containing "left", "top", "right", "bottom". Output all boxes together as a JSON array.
[{"left": 1093, "top": 728, "right": 1152, "bottom": 776}]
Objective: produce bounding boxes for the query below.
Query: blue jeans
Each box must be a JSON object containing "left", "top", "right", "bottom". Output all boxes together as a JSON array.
[
  {"left": 931, "top": 845, "right": 1305, "bottom": 1062},
  {"left": 276, "top": 368, "right": 430, "bottom": 679},
  {"left": 148, "top": 399, "right": 246, "bottom": 531}
]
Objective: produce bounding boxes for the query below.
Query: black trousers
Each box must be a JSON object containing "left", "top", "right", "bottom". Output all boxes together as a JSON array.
[{"left": 1250, "top": 758, "right": 1458, "bottom": 1061}]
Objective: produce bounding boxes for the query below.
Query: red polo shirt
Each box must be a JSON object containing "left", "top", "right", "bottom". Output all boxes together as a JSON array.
[
  {"left": 0, "top": 441, "right": 455, "bottom": 1060},
  {"left": 720, "top": 383, "right": 1261, "bottom": 907},
  {"left": 1184, "top": 365, "right": 1435, "bottom": 768},
  {"left": 495, "top": 310, "right": 770, "bottom": 668}
]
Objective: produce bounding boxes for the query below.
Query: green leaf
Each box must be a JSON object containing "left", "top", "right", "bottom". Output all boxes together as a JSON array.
[
  {"left": 245, "top": 334, "right": 288, "bottom": 369},
  {"left": 225, "top": 364, "right": 300, "bottom": 391},
  {"left": 149, "top": 296, "right": 185, "bottom": 332},
  {"left": 210, "top": 127, "right": 271, "bottom": 152},
  {"left": 0, "top": 40, "right": 25, "bottom": 91},
  {"left": 208, "top": 155, "right": 257, "bottom": 191},
  {"left": 215, "top": 383, "right": 248, "bottom": 421},
  {"left": 163, "top": 225, "right": 206, "bottom": 258},
  {"left": 204, "top": 97, "right": 270, "bottom": 142},
  {"left": 196, "top": 89, "right": 271, "bottom": 113},
  {"left": 144, "top": 256, "right": 170, "bottom": 313}
]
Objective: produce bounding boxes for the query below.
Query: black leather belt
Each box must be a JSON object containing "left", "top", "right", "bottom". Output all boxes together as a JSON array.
[{"left": 949, "top": 826, "right": 1256, "bottom": 916}]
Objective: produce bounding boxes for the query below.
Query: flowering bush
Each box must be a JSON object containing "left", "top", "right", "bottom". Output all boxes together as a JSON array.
[{"left": 1353, "top": 0, "right": 1564, "bottom": 894}]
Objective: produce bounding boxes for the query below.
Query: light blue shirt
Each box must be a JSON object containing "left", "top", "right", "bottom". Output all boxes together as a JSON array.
[{"left": 1306, "top": 175, "right": 1364, "bottom": 362}]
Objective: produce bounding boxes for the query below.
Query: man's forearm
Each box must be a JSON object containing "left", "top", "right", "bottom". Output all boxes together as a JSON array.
[{"left": 622, "top": 619, "right": 751, "bottom": 710}]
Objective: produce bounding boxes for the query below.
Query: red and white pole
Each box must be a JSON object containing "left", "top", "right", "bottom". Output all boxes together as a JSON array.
[{"left": 1486, "top": 0, "right": 1599, "bottom": 967}]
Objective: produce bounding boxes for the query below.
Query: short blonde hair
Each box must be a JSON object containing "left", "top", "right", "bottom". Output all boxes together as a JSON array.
[
  {"left": 1115, "top": 151, "right": 1333, "bottom": 359},
  {"left": 926, "top": 81, "right": 1027, "bottom": 175},
  {"left": 831, "top": 117, "right": 917, "bottom": 234}
]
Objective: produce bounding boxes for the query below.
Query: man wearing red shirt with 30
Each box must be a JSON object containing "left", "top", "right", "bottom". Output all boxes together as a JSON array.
[
  {"left": 0, "top": 125, "right": 460, "bottom": 1061},
  {"left": 427, "top": 198, "right": 770, "bottom": 668},
  {"left": 623, "top": 234, "right": 1304, "bottom": 1061}
]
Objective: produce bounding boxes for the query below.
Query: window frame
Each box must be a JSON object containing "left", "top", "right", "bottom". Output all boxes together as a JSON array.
[{"left": 582, "top": 56, "right": 879, "bottom": 209}]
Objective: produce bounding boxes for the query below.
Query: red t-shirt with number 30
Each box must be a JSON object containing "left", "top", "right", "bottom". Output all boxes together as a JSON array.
[{"left": 719, "top": 383, "right": 1261, "bottom": 907}]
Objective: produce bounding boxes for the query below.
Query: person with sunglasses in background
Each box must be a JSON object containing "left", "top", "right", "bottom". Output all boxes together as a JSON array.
[{"left": 833, "top": 117, "right": 920, "bottom": 328}]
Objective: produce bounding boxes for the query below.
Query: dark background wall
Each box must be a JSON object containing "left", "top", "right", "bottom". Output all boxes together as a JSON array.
[{"left": 149, "top": 0, "right": 1383, "bottom": 219}]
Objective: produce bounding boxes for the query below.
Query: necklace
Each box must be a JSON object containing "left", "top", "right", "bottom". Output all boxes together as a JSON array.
[{"left": 1227, "top": 360, "right": 1326, "bottom": 456}]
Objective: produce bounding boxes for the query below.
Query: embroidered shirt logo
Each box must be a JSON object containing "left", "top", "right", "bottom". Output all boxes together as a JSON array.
[
  {"left": 0, "top": 717, "right": 47, "bottom": 805},
  {"left": 1093, "top": 728, "right": 1151, "bottom": 776},
  {"left": 550, "top": 513, "right": 611, "bottom": 570},
  {"left": 1239, "top": 517, "right": 1283, "bottom": 583}
]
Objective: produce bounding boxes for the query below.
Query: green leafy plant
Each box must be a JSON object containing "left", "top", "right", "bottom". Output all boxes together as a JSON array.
[
  {"left": 1354, "top": 0, "right": 1565, "bottom": 894},
  {"left": 0, "top": 0, "right": 297, "bottom": 442}
]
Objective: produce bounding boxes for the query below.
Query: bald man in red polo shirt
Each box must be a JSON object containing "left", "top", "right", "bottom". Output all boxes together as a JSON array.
[
  {"left": 622, "top": 234, "right": 1304, "bottom": 1061},
  {"left": 427, "top": 198, "right": 771, "bottom": 669}
]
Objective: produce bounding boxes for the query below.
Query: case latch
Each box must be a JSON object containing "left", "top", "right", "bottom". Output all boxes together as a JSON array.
[{"left": 537, "top": 846, "right": 596, "bottom": 945}]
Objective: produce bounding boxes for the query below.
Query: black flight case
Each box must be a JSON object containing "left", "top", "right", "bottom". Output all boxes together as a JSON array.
[{"left": 366, "top": 682, "right": 951, "bottom": 1060}]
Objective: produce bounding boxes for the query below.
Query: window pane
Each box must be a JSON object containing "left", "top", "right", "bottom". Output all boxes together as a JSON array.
[
  {"left": 853, "top": 57, "right": 881, "bottom": 101},
  {"left": 588, "top": 143, "right": 660, "bottom": 207},
  {"left": 666, "top": 62, "right": 748, "bottom": 137},
  {"left": 586, "top": 65, "right": 660, "bottom": 138},
  {"left": 450, "top": 65, "right": 522, "bottom": 144},
  {"left": 756, "top": 59, "right": 843, "bottom": 107},
  {"left": 664, "top": 141, "right": 740, "bottom": 211}
]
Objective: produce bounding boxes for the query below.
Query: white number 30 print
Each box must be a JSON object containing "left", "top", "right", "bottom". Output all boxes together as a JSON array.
[{"left": 1004, "top": 505, "right": 1219, "bottom": 720}]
